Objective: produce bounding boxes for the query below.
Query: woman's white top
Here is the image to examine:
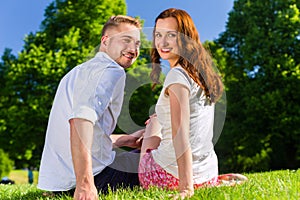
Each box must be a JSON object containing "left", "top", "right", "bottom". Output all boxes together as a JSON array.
[{"left": 152, "top": 66, "right": 218, "bottom": 184}]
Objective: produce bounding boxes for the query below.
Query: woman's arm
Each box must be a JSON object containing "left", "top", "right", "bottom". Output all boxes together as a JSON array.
[{"left": 168, "top": 84, "right": 194, "bottom": 198}]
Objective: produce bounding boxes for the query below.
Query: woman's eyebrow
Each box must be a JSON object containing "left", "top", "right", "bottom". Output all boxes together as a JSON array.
[{"left": 155, "top": 30, "right": 177, "bottom": 33}]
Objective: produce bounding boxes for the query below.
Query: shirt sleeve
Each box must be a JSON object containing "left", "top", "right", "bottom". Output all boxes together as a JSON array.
[
  {"left": 164, "top": 67, "right": 192, "bottom": 92},
  {"left": 70, "top": 63, "right": 125, "bottom": 125},
  {"left": 94, "top": 67, "right": 125, "bottom": 120}
]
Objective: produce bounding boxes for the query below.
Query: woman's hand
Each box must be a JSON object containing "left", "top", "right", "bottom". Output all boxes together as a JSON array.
[
  {"left": 169, "top": 188, "right": 194, "bottom": 199},
  {"left": 144, "top": 113, "right": 157, "bottom": 125}
]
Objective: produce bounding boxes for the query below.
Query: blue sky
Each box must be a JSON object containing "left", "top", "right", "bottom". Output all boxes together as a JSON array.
[{"left": 0, "top": 0, "right": 234, "bottom": 55}]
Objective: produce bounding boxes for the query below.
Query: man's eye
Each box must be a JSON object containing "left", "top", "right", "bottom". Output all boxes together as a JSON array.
[
  {"left": 136, "top": 41, "right": 141, "bottom": 47},
  {"left": 123, "top": 39, "right": 131, "bottom": 43}
]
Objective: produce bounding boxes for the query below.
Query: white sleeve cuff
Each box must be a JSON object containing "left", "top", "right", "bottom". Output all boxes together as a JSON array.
[{"left": 69, "top": 106, "right": 97, "bottom": 125}]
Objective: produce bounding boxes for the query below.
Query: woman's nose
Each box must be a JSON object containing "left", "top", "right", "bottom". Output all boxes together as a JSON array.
[{"left": 158, "top": 36, "right": 169, "bottom": 47}]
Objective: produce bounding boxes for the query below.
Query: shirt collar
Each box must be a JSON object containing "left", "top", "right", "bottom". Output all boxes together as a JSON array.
[{"left": 95, "top": 52, "right": 123, "bottom": 68}]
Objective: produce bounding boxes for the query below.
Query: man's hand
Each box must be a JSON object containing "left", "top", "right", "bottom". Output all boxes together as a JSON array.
[
  {"left": 74, "top": 183, "right": 98, "bottom": 200},
  {"left": 111, "top": 129, "right": 145, "bottom": 149},
  {"left": 126, "top": 129, "right": 145, "bottom": 148}
]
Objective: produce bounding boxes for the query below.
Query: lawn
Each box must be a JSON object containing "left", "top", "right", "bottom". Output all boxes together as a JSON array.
[{"left": 0, "top": 169, "right": 299, "bottom": 199}]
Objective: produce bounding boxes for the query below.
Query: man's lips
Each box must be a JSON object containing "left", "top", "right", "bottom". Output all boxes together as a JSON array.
[{"left": 122, "top": 52, "right": 135, "bottom": 59}]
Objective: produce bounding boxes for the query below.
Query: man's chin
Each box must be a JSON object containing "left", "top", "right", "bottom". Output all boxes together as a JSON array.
[
  {"left": 119, "top": 62, "right": 131, "bottom": 69},
  {"left": 119, "top": 60, "right": 135, "bottom": 69}
]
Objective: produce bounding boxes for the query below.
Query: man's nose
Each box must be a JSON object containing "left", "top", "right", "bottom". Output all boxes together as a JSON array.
[{"left": 127, "top": 42, "right": 139, "bottom": 54}]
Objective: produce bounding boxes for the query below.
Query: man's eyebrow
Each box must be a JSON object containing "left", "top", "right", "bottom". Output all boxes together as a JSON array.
[
  {"left": 120, "top": 35, "right": 131, "bottom": 38},
  {"left": 121, "top": 35, "right": 141, "bottom": 42},
  {"left": 120, "top": 35, "right": 136, "bottom": 39}
]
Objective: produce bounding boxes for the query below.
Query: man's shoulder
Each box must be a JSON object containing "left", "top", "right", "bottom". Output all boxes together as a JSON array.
[{"left": 89, "top": 52, "right": 124, "bottom": 71}]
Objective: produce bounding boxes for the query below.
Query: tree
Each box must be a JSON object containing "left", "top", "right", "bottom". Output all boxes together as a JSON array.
[
  {"left": 0, "top": 0, "right": 130, "bottom": 168},
  {"left": 215, "top": 0, "right": 300, "bottom": 172},
  {"left": 0, "top": 149, "right": 14, "bottom": 178}
]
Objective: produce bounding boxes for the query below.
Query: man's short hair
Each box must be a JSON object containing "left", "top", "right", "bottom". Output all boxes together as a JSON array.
[{"left": 101, "top": 15, "right": 141, "bottom": 37}]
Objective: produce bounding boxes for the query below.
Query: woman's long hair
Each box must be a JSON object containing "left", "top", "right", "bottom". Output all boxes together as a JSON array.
[{"left": 151, "top": 8, "right": 223, "bottom": 103}]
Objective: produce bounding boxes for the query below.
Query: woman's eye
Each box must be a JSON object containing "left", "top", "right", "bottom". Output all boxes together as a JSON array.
[
  {"left": 155, "top": 33, "right": 162, "bottom": 38},
  {"left": 168, "top": 33, "right": 177, "bottom": 38}
]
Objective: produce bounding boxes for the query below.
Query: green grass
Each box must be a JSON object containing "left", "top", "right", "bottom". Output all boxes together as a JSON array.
[{"left": 0, "top": 169, "right": 299, "bottom": 199}]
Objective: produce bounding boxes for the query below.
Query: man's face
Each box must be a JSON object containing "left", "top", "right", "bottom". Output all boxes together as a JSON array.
[{"left": 102, "top": 24, "right": 141, "bottom": 69}]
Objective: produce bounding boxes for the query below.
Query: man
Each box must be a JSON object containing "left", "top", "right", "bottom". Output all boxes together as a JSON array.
[{"left": 38, "top": 15, "right": 143, "bottom": 200}]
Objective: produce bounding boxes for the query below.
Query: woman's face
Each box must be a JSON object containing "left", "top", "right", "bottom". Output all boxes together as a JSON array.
[{"left": 154, "top": 17, "right": 180, "bottom": 67}]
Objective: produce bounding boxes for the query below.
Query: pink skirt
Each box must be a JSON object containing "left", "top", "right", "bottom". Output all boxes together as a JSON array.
[{"left": 138, "top": 149, "right": 219, "bottom": 190}]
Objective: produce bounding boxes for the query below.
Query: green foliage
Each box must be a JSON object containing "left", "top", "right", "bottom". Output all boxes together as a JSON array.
[
  {"left": 0, "top": 149, "right": 14, "bottom": 178},
  {"left": 2, "top": 0, "right": 299, "bottom": 173},
  {"left": 0, "top": 0, "right": 158, "bottom": 168},
  {"left": 0, "top": 0, "right": 128, "bottom": 168},
  {"left": 0, "top": 26, "right": 92, "bottom": 168},
  {"left": 39, "top": 0, "right": 126, "bottom": 51},
  {"left": 215, "top": 0, "right": 300, "bottom": 172}
]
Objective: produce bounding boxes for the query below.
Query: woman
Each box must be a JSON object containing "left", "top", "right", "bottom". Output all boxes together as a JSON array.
[{"left": 138, "top": 8, "right": 246, "bottom": 199}]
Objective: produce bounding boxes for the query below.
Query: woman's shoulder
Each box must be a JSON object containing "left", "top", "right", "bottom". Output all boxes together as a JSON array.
[
  {"left": 163, "top": 66, "right": 193, "bottom": 91},
  {"left": 165, "top": 66, "right": 192, "bottom": 85}
]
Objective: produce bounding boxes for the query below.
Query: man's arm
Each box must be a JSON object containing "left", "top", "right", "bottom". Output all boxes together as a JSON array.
[
  {"left": 110, "top": 129, "right": 145, "bottom": 149},
  {"left": 70, "top": 118, "right": 98, "bottom": 200}
]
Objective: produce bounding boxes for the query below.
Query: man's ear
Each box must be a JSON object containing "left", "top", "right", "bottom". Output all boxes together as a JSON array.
[{"left": 101, "top": 35, "right": 108, "bottom": 46}]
